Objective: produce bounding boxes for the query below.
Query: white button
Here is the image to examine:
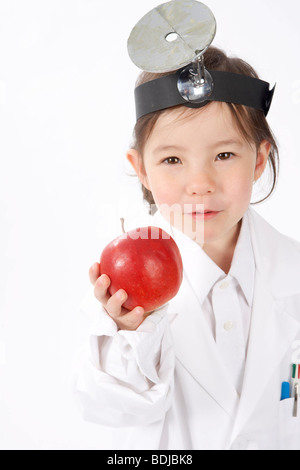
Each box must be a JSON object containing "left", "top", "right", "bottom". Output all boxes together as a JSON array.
[
  {"left": 224, "top": 321, "right": 234, "bottom": 332},
  {"left": 219, "top": 280, "right": 230, "bottom": 289}
]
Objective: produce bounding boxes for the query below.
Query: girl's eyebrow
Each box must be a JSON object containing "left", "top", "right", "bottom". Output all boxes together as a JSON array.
[
  {"left": 152, "top": 139, "right": 244, "bottom": 155},
  {"left": 212, "top": 139, "right": 244, "bottom": 147},
  {"left": 152, "top": 144, "right": 187, "bottom": 155}
]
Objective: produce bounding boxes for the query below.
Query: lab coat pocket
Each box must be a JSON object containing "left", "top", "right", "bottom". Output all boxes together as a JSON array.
[{"left": 278, "top": 398, "right": 300, "bottom": 450}]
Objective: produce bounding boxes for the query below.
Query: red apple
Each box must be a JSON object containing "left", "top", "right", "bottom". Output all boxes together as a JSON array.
[{"left": 100, "top": 226, "right": 183, "bottom": 313}]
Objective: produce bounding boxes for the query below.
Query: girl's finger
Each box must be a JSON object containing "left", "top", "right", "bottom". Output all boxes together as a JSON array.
[
  {"left": 118, "top": 306, "right": 145, "bottom": 331},
  {"left": 89, "top": 262, "right": 101, "bottom": 285},
  {"left": 94, "top": 274, "right": 111, "bottom": 304},
  {"left": 106, "top": 289, "right": 128, "bottom": 319}
]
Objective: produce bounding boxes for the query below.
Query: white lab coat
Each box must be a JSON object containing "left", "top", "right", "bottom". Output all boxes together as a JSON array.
[{"left": 74, "top": 207, "right": 300, "bottom": 450}]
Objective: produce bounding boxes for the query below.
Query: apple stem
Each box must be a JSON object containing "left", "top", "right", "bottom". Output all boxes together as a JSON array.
[{"left": 120, "top": 218, "right": 125, "bottom": 234}]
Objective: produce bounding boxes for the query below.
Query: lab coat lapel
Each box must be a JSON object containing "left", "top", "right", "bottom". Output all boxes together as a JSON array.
[
  {"left": 154, "top": 207, "right": 300, "bottom": 430},
  {"left": 230, "top": 272, "right": 300, "bottom": 441},
  {"left": 168, "top": 277, "right": 239, "bottom": 418},
  {"left": 230, "top": 208, "right": 300, "bottom": 440}
]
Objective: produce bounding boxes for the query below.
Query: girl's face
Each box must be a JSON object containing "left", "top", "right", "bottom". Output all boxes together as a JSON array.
[{"left": 127, "top": 102, "right": 270, "bottom": 254}]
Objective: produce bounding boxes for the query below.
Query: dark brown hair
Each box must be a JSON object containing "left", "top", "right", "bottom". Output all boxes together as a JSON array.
[{"left": 131, "top": 46, "right": 279, "bottom": 208}]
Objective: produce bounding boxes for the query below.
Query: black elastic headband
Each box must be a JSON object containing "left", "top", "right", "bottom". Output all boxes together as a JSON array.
[{"left": 135, "top": 67, "right": 275, "bottom": 121}]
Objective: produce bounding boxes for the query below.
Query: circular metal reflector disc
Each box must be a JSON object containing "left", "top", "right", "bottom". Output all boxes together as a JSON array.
[{"left": 127, "top": 0, "right": 216, "bottom": 73}]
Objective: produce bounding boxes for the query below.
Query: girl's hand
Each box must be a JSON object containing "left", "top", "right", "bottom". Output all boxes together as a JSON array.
[{"left": 89, "top": 262, "right": 146, "bottom": 331}]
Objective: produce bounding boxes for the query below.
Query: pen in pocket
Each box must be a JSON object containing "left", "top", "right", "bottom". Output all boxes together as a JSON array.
[{"left": 292, "top": 364, "right": 300, "bottom": 418}]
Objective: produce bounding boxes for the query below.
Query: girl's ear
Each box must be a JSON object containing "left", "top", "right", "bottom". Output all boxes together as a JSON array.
[
  {"left": 126, "top": 149, "right": 150, "bottom": 190},
  {"left": 254, "top": 140, "right": 272, "bottom": 182}
]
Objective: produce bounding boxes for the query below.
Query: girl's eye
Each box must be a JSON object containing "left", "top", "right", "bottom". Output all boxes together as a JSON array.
[
  {"left": 216, "top": 152, "right": 235, "bottom": 161},
  {"left": 162, "top": 157, "right": 181, "bottom": 165}
]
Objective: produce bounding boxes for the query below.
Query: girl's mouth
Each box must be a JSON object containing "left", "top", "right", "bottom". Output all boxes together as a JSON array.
[{"left": 190, "top": 211, "right": 220, "bottom": 220}]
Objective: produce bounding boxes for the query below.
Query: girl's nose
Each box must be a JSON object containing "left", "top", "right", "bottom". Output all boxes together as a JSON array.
[{"left": 185, "top": 169, "right": 216, "bottom": 196}]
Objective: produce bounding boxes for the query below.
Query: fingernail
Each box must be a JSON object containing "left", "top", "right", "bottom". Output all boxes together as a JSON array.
[
  {"left": 99, "top": 275, "right": 107, "bottom": 285},
  {"left": 135, "top": 307, "right": 144, "bottom": 315},
  {"left": 117, "top": 290, "right": 125, "bottom": 301}
]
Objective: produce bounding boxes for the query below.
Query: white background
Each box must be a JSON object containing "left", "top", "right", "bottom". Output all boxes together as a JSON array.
[{"left": 0, "top": 0, "right": 299, "bottom": 450}]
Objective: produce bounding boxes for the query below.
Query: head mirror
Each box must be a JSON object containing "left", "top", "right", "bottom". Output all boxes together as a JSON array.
[
  {"left": 128, "top": 0, "right": 275, "bottom": 119},
  {"left": 127, "top": 0, "right": 216, "bottom": 73}
]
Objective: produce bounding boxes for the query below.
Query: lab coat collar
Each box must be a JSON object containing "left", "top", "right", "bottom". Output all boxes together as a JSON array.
[
  {"left": 153, "top": 208, "right": 255, "bottom": 308},
  {"left": 168, "top": 226, "right": 224, "bottom": 307},
  {"left": 151, "top": 210, "right": 222, "bottom": 306},
  {"left": 247, "top": 206, "right": 300, "bottom": 299},
  {"left": 229, "top": 211, "right": 255, "bottom": 308}
]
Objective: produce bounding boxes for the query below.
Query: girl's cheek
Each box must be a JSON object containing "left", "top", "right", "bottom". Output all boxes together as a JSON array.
[
  {"left": 152, "top": 189, "right": 175, "bottom": 206},
  {"left": 148, "top": 177, "right": 179, "bottom": 205},
  {"left": 231, "top": 177, "right": 254, "bottom": 207}
]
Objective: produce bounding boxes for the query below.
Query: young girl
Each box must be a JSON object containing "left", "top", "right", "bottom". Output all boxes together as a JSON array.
[{"left": 74, "top": 46, "right": 300, "bottom": 450}]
